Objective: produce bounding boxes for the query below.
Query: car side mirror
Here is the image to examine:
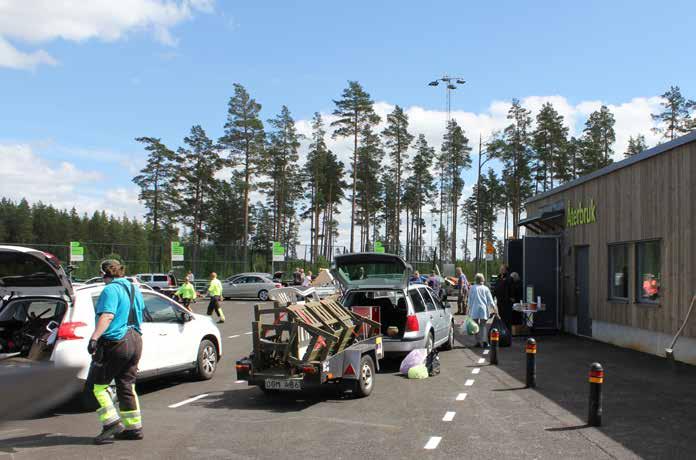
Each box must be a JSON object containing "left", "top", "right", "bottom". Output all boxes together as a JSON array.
[{"left": 181, "top": 312, "right": 193, "bottom": 322}]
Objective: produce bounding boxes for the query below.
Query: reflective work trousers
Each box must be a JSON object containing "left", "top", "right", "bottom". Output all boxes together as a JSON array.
[
  {"left": 88, "top": 328, "right": 143, "bottom": 430},
  {"left": 207, "top": 295, "right": 225, "bottom": 321}
]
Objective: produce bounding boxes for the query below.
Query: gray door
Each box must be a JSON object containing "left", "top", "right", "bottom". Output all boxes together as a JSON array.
[
  {"left": 575, "top": 246, "right": 592, "bottom": 336},
  {"left": 419, "top": 287, "right": 445, "bottom": 342}
]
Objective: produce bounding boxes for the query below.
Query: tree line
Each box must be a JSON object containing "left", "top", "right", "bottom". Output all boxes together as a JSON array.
[{"left": 1, "top": 84, "right": 693, "bottom": 273}]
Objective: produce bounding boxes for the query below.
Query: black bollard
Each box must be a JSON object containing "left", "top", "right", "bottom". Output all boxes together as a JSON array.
[
  {"left": 588, "top": 362, "right": 604, "bottom": 426},
  {"left": 525, "top": 338, "right": 537, "bottom": 388},
  {"left": 490, "top": 328, "right": 499, "bottom": 365}
]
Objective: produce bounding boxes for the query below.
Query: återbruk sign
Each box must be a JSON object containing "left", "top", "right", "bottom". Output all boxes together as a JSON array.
[{"left": 566, "top": 199, "right": 597, "bottom": 228}]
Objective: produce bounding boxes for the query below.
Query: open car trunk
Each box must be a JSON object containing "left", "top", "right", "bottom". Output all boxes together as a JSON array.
[
  {"left": 342, "top": 289, "right": 407, "bottom": 339},
  {"left": 0, "top": 246, "right": 73, "bottom": 362}
]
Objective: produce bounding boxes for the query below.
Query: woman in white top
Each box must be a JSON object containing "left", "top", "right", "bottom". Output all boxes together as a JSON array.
[
  {"left": 467, "top": 273, "right": 497, "bottom": 348},
  {"left": 302, "top": 270, "right": 313, "bottom": 287}
]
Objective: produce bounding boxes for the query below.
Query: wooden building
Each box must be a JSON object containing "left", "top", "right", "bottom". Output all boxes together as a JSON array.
[{"left": 521, "top": 131, "right": 696, "bottom": 364}]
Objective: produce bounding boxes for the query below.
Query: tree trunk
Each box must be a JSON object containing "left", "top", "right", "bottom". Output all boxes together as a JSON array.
[{"left": 349, "top": 114, "right": 358, "bottom": 253}]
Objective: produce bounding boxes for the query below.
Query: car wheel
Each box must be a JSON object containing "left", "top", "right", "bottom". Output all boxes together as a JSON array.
[
  {"left": 425, "top": 332, "right": 434, "bottom": 355},
  {"left": 258, "top": 290, "right": 269, "bottom": 301},
  {"left": 442, "top": 322, "right": 455, "bottom": 351},
  {"left": 195, "top": 339, "right": 218, "bottom": 380},
  {"left": 353, "top": 354, "right": 375, "bottom": 398}
]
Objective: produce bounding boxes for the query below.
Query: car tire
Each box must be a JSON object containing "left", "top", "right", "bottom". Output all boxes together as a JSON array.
[
  {"left": 353, "top": 354, "right": 375, "bottom": 398},
  {"left": 425, "top": 331, "right": 434, "bottom": 355},
  {"left": 195, "top": 339, "right": 218, "bottom": 380},
  {"left": 441, "top": 321, "right": 455, "bottom": 351},
  {"left": 258, "top": 290, "right": 269, "bottom": 301}
]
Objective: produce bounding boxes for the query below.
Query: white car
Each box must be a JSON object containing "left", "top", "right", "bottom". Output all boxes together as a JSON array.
[
  {"left": 74, "top": 276, "right": 154, "bottom": 292},
  {"left": 0, "top": 246, "right": 222, "bottom": 408}
]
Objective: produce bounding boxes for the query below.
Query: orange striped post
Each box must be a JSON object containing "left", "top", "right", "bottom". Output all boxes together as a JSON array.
[
  {"left": 489, "top": 329, "right": 499, "bottom": 365},
  {"left": 588, "top": 362, "right": 604, "bottom": 426},
  {"left": 525, "top": 338, "right": 537, "bottom": 388}
]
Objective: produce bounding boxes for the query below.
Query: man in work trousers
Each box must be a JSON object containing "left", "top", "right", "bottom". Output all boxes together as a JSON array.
[
  {"left": 88, "top": 260, "right": 145, "bottom": 444},
  {"left": 455, "top": 267, "right": 469, "bottom": 315},
  {"left": 207, "top": 272, "right": 225, "bottom": 323}
]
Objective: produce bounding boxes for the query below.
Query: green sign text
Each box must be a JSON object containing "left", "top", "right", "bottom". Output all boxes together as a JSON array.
[{"left": 566, "top": 199, "right": 597, "bottom": 227}]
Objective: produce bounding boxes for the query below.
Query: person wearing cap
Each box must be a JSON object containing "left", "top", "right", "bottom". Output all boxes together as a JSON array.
[
  {"left": 207, "top": 272, "right": 225, "bottom": 323},
  {"left": 174, "top": 278, "right": 197, "bottom": 311},
  {"left": 88, "top": 260, "right": 145, "bottom": 444}
]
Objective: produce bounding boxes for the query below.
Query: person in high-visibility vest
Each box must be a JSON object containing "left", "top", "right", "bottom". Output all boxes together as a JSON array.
[
  {"left": 174, "top": 279, "right": 197, "bottom": 311},
  {"left": 207, "top": 272, "right": 225, "bottom": 323},
  {"left": 88, "top": 260, "right": 145, "bottom": 444}
]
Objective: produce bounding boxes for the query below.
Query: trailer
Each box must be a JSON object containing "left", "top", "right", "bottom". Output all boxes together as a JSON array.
[{"left": 236, "top": 287, "right": 383, "bottom": 397}]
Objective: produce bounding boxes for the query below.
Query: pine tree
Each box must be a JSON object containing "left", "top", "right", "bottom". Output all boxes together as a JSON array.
[
  {"left": 355, "top": 125, "right": 384, "bottom": 251},
  {"left": 439, "top": 119, "right": 471, "bottom": 261},
  {"left": 331, "top": 81, "right": 381, "bottom": 252},
  {"left": 261, "top": 106, "right": 302, "bottom": 252},
  {"left": 221, "top": 83, "right": 265, "bottom": 269},
  {"left": 532, "top": 102, "right": 568, "bottom": 192},
  {"left": 381, "top": 105, "right": 414, "bottom": 251},
  {"left": 578, "top": 106, "right": 616, "bottom": 175},
  {"left": 625, "top": 134, "right": 648, "bottom": 157},
  {"left": 651, "top": 85, "right": 696, "bottom": 141},
  {"left": 175, "top": 125, "right": 224, "bottom": 273},
  {"left": 133, "top": 136, "right": 177, "bottom": 268}
]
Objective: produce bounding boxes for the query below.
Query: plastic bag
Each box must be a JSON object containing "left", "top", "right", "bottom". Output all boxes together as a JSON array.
[
  {"left": 400, "top": 348, "right": 427, "bottom": 375},
  {"left": 407, "top": 364, "right": 429, "bottom": 379},
  {"left": 488, "top": 316, "right": 511, "bottom": 347},
  {"left": 465, "top": 317, "right": 480, "bottom": 335},
  {"left": 426, "top": 349, "right": 440, "bottom": 376}
]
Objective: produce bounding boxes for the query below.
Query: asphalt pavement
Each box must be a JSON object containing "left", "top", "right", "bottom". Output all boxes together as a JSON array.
[{"left": 0, "top": 299, "right": 694, "bottom": 459}]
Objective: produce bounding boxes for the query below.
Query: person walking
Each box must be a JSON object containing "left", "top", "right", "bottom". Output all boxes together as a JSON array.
[
  {"left": 455, "top": 267, "right": 470, "bottom": 315},
  {"left": 88, "top": 260, "right": 145, "bottom": 444},
  {"left": 302, "top": 270, "right": 313, "bottom": 287},
  {"left": 185, "top": 271, "right": 195, "bottom": 284},
  {"left": 467, "top": 273, "right": 497, "bottom": 348},
  {"left": 174, "top": 278, "right": 197, "bottom": 312},
  {"left": 495, "top": 264, "right": 513, "bottom": 330},
  {"left": 207, "top": 272, "right": 225, "bottom": 323}
]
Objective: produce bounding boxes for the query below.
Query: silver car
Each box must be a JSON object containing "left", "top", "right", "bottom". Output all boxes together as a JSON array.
[
  {"left": 334, "top": 253, "right": 455, "bottom": 357},
  {"left": 221, "top": 275, "right": 280, "bottom": 301}
]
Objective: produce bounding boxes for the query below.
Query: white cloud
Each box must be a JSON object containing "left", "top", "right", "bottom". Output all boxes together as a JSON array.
[
  {"left": 0, "top": 0, "right": 214, "bottom": 70},
  {"left": 0, "top": 143, "right": 145, "bottom": 218}
]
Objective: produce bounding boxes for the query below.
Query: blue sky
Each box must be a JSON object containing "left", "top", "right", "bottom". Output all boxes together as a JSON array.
[{"left": 2, "top": 0, "right": 695, "bottom": 249}]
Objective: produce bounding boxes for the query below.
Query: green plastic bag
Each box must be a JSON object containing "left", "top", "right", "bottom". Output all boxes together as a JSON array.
[
  {"left": 407, "top": 364, "right": 429, "bottom": 379},
  {"left": 465, "top": 317, "right": 480, "bottom": 335}
]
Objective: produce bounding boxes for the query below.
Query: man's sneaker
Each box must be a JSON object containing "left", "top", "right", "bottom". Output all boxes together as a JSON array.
[
  {"left": 217, "top": 319, "right": 225, "bottom": 323},
  {"left": 94, "top": 421, "right": 124, "bottom": 445},
  {"left": 115, "top": 429, "right": 144, "bottom": 441}
]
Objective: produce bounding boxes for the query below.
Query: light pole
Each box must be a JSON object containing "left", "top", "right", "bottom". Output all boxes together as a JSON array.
[{"left": 428, "top": 75, "right": 466, "bottom": 263}]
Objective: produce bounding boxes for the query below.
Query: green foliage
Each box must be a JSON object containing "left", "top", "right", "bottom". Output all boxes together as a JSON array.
[
  {"left": 579, "top": 105, "right": 616, "bottom": 175},
  {"left": 651, "top": 85, "right": 696, "bottom": 141},
  {"left": 532, "top": 102, "right": 569, "bottom": 192},
  {"left": 355, "top": 125, "right": 384, "bottom": 250},
  {"left": 625, "top": 134, "right": 648, "bottom": 157}
]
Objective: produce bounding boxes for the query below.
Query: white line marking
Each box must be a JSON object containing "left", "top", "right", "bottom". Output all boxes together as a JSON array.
[
  {"left": 228, "top": 335, "right": 240, "bottom": 338},
  {"left": 465, "top": 379, "right": 475, "bottom": 386},
  {"left": 442, "top": 411, "right": 456, "bottom": 422},
  {"left": 244, "top": 331, "right": 253, "bottom": 335},
  {"left": 424, "top": 436, "right": 442, "bottom": 450},
  {"left": 478, "top": 358, "right": 486, "bottom": 364},
  {"left": 472, "top": 368, "right": 480, "bottom": 374},
  {"left": 483, "top": 349, "right": 490, "bottom": 355},
  {"left": 456, "top": 393, "right": 467, "bottom": 401},
  {"left": 235, "top": 380, "right": 246, "bottom": 384},
  {"left": 168, "top": 394, "right": 209, "bottom": 408}
]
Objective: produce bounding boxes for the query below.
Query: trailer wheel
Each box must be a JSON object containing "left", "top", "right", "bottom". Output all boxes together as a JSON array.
[{"left": 353, "top": 354, "right": 375, "bottom": 398}]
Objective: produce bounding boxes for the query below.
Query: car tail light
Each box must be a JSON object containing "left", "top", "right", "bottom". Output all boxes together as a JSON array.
[
  {"left": 301, "top": 365, "right": 317, "bottom": 375},
  {"left": 405, "top": 314, "right": 419, "bottom": 332},
  {"left": 343, "top": 364, "right": 355, "bottom": 376},
  {"left": 57, "top": 321, "right": 87, "bottom": 340},
  {"left": 168, "top": 276, "right": 175, "bottom": 287}
]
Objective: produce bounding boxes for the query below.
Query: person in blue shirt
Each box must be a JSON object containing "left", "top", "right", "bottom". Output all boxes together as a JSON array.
[{"left": 87, "top": 259, "right": 145, "bottom": 444}]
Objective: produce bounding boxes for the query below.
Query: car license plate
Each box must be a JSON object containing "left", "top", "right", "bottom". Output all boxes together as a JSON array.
[{"left": 264, "top": 378, "right": 302, "bottom": 391}]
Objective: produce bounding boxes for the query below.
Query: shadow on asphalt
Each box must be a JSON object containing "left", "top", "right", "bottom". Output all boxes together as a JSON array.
[
  {"left": 197, "top": 386, "right": 349, "bottom": 413},
  {"left": 475, "top": 333, "right": 696, "bottom": 459},
  {"left": 0, "top": 433, "right": 93, "bottom": 453}
]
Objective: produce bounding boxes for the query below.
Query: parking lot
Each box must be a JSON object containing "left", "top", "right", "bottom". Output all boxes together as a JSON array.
[{"left": 1, "top": 299, "right": 695, "bottom": 459}]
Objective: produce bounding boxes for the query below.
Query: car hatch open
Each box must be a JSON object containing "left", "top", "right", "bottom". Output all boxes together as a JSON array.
[{"left": 332, "top": 252, "right": 412, "bottom": 290}]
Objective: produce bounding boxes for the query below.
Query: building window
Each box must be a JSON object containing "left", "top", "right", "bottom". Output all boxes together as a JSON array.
[
  {"left": 608, "top": 244, "right": 629, "bottom": 300},
  {"left": 636, "top": 240, "right": 661, "bottom": 303}
]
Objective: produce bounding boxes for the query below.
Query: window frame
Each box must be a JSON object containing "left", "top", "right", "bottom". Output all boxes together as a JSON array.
[
  {"left": 418, "top": 287, "right": 437, "bottom": 312},
  {"left": 607, "top": 243, "right": 630, "bottom": 302},
  {"left": 635, "top": 239, "right": 661, "bottom": 305},
  {"left": 142, "top": 292, "right": 181, "bottom": 323},
  {"left": 408, "top": 288, "right": 427, "bottom": 313}
]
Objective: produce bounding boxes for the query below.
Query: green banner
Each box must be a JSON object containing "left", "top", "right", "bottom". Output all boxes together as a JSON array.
[
  {"left": 374, "top": 241, "right": 385, "bottom": 253},
  {"left": 171, "top": 241, "right": 184, "bottom": 261},
  {"left": 272, "top": 241, "right": 285, "bottom": 261},
  {"left": 70, "top": 241, "right": 84, "bottom": 261}
]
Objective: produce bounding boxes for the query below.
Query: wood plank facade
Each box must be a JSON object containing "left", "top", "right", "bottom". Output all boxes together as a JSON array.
[{"left": 524, "top": 133, "right": 696, "bottom": 348}]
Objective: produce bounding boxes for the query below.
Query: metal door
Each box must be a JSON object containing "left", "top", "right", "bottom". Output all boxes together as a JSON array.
[
  {"left": 523, "top": 236, "right": 560, "bottom": 331},
  {"left": 575, "top": 246, "right": 592, "bottom": 337}
]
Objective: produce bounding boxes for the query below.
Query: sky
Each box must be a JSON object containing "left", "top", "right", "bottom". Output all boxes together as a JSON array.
[{"left": 2, "top": 0, "right": 695, "bottom": 255}]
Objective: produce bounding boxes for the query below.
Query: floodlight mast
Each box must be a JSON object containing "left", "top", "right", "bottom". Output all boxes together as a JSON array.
[{"left": 427, "top": 75, "right": 466, "bottom": 123}]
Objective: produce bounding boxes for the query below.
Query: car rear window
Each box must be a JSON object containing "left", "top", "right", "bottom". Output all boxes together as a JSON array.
[
  {"left": 0, "top": 251, "right": 62, "bottom": 287},
  {"left": 153, "top": 275, "right": 168, "bottom": 282}
]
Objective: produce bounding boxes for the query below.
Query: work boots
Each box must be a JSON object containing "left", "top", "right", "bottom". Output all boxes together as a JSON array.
[
  {"left": 94, "top": 420, "right": 125, "bottom": 445},
  {"left": 115, "top": 429, "right": 144, "bottom": 441}
]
